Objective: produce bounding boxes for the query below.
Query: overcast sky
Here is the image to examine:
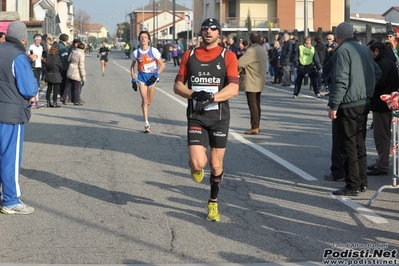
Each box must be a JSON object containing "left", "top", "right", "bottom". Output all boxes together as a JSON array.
[{"left": 72, "top": 0, "right": 398, "bottom": 35}]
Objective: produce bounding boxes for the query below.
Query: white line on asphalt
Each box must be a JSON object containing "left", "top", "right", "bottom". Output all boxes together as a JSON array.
[
  {"left": 266, "top": 85, "right": 329, "bottom": 102},
  {"left": 229, "top": 131, "right": 317, "bottom": 181},
  {"left": 113, "top": 60, "right": 130, "bottom": 72},
  {"left": 333, "top": 195, "right": 389, "bottom": 224},
  {"left": 114, "top": 62, "right": 389, "bottom": 223}
]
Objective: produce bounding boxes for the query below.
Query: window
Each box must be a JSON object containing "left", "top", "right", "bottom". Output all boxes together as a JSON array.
[
  {"left": 295, "top": 0, "right": 314, "bottom": 31},
  {"left": 228, "top": 0, "right": 236, "bottom": 17}
]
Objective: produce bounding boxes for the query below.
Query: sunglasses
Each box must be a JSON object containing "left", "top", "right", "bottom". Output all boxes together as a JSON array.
[
  {"left": 387, "top": 35, "right": 394, "bottom": 38},
  {"left": 327, "top": 38, "right": 332, "bottom": 40},
  {"left": 201, "top": 25, "right": 219, "bottom": 31}
]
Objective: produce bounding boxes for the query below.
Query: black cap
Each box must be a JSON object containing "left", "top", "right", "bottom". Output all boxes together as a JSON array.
[
  {"left": 387, "top": 30, "right": 395, "bottom": 35},
  {"left": 201, "top": 18, "right": 221, "bottom": 29}
]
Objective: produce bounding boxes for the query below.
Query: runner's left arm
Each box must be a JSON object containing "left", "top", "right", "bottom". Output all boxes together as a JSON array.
[{"left": 153, "top": 48, "right": 165, "bottom": 76}]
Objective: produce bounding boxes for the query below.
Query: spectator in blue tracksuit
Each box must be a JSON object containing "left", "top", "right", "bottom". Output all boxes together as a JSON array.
[{"left": 0, "top": 21, "right": 38, "bottom": 214}]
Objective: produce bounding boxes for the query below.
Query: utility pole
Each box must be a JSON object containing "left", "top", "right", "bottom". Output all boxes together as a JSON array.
[
  {"left": 172, "top": 0, "right": 175, "bottom": 41},
  {"left": 185, "top": 15, "right": 190, "bottom": 50},
  {"left": 345, "top": 0, "right": 350, "bottom": 23},
  {"left": 153, "top": 0, "right": 156, "bottom": 43},
  {"left": 80, "top": 13, "right": 83, "bottom": 40},
  {"left": 142, "top": 4, "right": 145, "bottom": 31},
  {"left": 156, "top": 5, "right": 159, "bottom": 42},
  {"left": 304, "top": 0, "right": 308, "bottom": 37}
]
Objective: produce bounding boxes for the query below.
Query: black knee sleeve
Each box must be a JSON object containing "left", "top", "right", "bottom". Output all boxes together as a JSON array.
[
  {"left": 210, "top": 172, "right": 224, "bottom": 187},
  {"left": 210, "top": 172, "right": 223, "bottom": 199}
]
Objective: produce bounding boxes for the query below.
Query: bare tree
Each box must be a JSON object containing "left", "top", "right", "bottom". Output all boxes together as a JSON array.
[
  {"left": 74, "top": 10, "right": 91, "bottom": 37},
  {"left": 116, "top": 22, "right": 130, "bottom": 42},
  {"left": 246, "top": 9, "right": 252, "bottom": 33}
]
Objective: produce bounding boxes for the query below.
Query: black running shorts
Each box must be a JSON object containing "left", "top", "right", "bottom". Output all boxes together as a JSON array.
[
  {"left": 100, "top": 56, "right": 108, "bottom": 62},
  {"left": 187, "top": 117, "right": 229, "bottom": 148}
]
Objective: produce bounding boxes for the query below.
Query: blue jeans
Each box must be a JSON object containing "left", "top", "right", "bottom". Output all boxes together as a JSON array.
[
  {"left": 269, "top": 64, "right": 275, "bottom": 77},
  {"left": 317, "top": 70, "right": 323, "bottom": 90}
]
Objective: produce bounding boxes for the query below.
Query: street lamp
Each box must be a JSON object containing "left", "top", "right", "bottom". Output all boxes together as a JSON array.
[
  {"left": 153, "top": 0, "right": 155, "bottom": 42},
  {"left": 125, "top": 4, "right": 134, "bottom": 22},
  {"left": 156, "top": 4, "right": 159, "bottom": 43},
  {"left": 185, "top": 15, "right": 190, "bottom": 50},
  {"left": 142, "top": 4, "right": 145, "bottom": 31}
]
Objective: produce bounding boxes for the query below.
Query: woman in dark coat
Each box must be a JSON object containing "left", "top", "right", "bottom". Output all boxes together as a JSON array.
[
  {"left": 44, "top": 44, "right": 63, "bottom": 107},
  {"left": 270, "top": 40, "right": 282, "bottom": 84}
]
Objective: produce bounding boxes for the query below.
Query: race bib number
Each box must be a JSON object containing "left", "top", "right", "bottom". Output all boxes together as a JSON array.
[
  {"left": 192, "top": 86, "right": 218, "bottom": 111},
  {"left": 144, "top": 61, "right": 157, "bottom": 73},
  {"left": 101, "top": 52, "right": 107, "bottom": 56}
]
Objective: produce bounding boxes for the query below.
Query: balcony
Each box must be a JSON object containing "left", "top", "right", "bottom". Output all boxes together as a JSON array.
[{"left": 223, "top": 17, "right": 279, "bottom": 29}]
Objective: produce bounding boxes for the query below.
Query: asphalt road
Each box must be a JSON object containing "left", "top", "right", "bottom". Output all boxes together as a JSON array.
[{"left": 1, "top": 50, "right": 398, "bottom": 266}]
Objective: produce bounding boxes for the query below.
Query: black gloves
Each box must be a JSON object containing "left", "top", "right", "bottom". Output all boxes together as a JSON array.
[
  {"left": 191, "top": 91, "right": 214, "bottom": 103},
  {"left": 148, "top": 75, "right": 158, "bottom": 84},
  {"left": 194, "top": 101, "right": 207, "bottom": 115},
  {"left": 191, "top": 91, "right": 203, "bottom": 101},
  {"left": 81, "top": 81, "right": 84, "bottom": 87},
  {"left": 131, "top": 78, "right": 137, "bottom": 91},
  {"left": 192, "top": 91, "right": 215, "bottom": 115}
]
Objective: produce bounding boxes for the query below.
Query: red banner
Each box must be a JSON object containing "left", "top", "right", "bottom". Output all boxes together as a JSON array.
[{"left": 0, "top": 21, "right": 12, "bottom": 33}]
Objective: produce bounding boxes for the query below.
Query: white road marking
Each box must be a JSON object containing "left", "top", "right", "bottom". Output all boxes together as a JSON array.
[
  {"left": 333, "top": 195, "right": 389, "bottom": 224},
  {"left": 229, "top": 130, "right": 317, "bottom": 181}
]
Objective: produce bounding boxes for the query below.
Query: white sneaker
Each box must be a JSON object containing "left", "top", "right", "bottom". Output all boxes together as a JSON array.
[
  {"left": 1, "top": 203, "right": 34, "bottom": 215},
  {"left": 317, "top": 93, "right": 322, "bottom": 98},
  {"left": 144, "top": 123, "right": 151, "bottom": 133}
]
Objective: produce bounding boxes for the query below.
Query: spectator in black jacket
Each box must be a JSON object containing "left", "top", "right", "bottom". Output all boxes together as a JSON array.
[
  {"left": 325, "top": 34, "right": 338, "bottom": 64},
  {"left": 270, "top": 41, "right": 282, "bottom": 84},
  {"left": 367, "top": 40, "right": 399, "bottom": 176},
  {"left": 44, "top": 44, "right": 63, "bottom": 108},
  {"left": 57, "top": 33, "right": 69, "bottom": 98},
  {"left": 289, "top": 34, "right": 299, "bottom": 86},
  {"left": 280, "top": 33, "right": 292, "bottom": 86},
  {"left": 228, "top": 35, "right": 239, "bottom": 58},
  {"left": 314, "top": 37, "right": 326, "bottom": 92}
]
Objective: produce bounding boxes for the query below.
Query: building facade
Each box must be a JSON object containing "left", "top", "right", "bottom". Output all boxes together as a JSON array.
[
  {"left": 203, "top": 0, "right": 346, "bottom": 34},
  {"left": 86, "top": 23, "right": 108, "bottom": 40},
  {"left": 0, "top": 0, "right": 74, "bottom": 40},
  {"left": 127, "top": 0, "right": 192, "bottom": 47}
]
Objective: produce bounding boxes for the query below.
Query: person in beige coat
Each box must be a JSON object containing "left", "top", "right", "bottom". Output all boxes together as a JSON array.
[
  {"left": 238, "top": 32, "right": 267, "bottom": 134},
  {"left": 62, "top": 42, "right": 86, "bottom": 105}
]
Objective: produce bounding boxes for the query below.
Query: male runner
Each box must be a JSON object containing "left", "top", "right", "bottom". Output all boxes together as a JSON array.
[
  {"left": 173, "top": 18, "right": 239, "bottom": 221},
  {"left": 130, "top": 31, "right": 165, "bottom": 133},
  {"left": 98, "top": 41, "right": 110, "bottom": 76}
]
